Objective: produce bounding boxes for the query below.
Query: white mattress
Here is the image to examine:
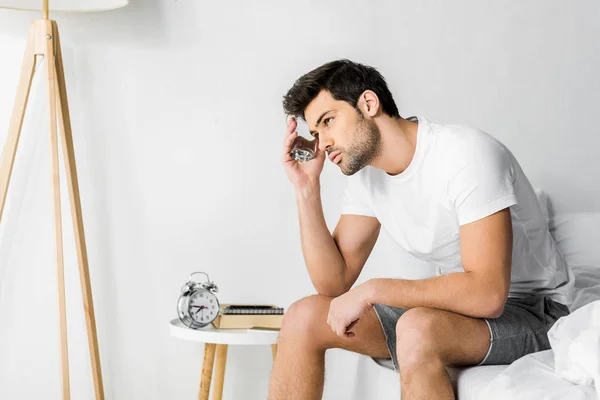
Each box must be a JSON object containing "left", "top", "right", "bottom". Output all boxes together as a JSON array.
[
  {"left": 448, "top": 365, "right": 510, "bottom": 399},
  {"left": 373, "top": 357, "right": 510, "bottom": 399}
]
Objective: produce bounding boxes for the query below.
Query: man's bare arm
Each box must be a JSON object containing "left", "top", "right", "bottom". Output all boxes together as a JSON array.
[
  {"left": 362, "top": 208, "right": 513, "bottom": 319},
  {"left": 282, "top": 116, "right": 380, "bottom": 298},
  {"left": 332, "top": 213, "right": 380, "bottom": 293},
  {"left": 296, "top": 184, "right": 380, "bottom": 297}
]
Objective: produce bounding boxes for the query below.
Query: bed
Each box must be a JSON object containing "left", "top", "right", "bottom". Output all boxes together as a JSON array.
[
  {"left": 449, "top": 211, "right": 599, "bottom": 399},
  {"left": 322, "top": 200, "right": 600, "bottom": 399},
  {"left": 465, "top": 211, "right": 600, "bottom": 400}
]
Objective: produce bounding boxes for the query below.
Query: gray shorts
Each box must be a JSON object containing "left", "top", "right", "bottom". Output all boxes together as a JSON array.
[{"left": 371, "top": 295, "right": 570, "bottom": 371}]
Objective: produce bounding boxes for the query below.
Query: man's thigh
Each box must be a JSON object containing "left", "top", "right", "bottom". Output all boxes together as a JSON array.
[
  {"left": 406, "top": 307, "right": 492, "bottom": 367},
  {"left": 286, "top": 294, "right": 391, "bottom": 360},
  {"left": 374, "top": 304, "right": 491, "bottom": 370}
]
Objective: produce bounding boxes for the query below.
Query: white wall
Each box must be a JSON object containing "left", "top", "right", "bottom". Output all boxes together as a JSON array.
[{"left": 0, "top": 1, "right": 598, "bottom": 399}]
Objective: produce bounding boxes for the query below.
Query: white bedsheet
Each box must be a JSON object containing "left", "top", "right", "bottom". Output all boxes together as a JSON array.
[
  {"left": 478, "top": 350, "right": 597, "bottom": 400},
  {"left": 548, "top": 300, "right": 600, "bottom": 398}
]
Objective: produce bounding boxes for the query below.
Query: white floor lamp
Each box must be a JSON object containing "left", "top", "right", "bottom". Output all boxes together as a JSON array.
[{"left": 0, "top": 1, "right": 128, "bottom": 399}]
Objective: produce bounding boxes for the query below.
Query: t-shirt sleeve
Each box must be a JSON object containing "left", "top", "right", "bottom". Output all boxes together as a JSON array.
[
  {"left": 447, "top": 137, "right": 518, "bottom": 226},
  {"left": 340, "top": 177, "right": 376, "bottom": 217}
]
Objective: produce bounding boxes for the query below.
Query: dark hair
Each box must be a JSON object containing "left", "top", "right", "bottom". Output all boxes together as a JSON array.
[{"left": 282, "top": 59, "right": 400, "bottom": 120}]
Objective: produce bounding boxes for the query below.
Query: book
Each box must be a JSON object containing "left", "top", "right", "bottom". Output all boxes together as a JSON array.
[
  {"left": 214, "top": 304, "right": 285, "bottom": 329},
  {"left": 220, "top": 304, "right": 284, "bottom": 315}
]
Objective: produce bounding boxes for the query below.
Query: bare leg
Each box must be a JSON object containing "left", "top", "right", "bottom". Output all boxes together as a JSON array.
[
  {"left": 395, "top": 307, "right": 491, "bottom": 400},
  {"left": 268, "top": 295, "right": 390, "bottom": 400}
]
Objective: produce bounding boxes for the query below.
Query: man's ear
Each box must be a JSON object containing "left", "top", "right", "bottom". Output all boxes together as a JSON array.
[{"left": 357, "top": 90, "right": 380, "bottom": 118}]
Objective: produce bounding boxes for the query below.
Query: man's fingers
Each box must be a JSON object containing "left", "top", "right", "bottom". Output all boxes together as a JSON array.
[
  {"left": 281, "top": 132, "right": 298, "bottom": 163},
  {"left": 345, "top": 319, "right": 359, "bottom": 332},
  {"left": 281, "top": 152, "right": 292, "bottom": 164},
  {"left": 283, "top": 117, "right": 298, "bottom": 147},
  {"left": 327, "top": 310, "right": 339, "bottom": 335},
  {"left": 285, "top": 116, "right": 297, "bottom": 136},
  {"left": 285, "top": 131, "right": 298, "bottom": 147},
  {"left": 331, "top": 316, "right": 344, "bottom": 337}
]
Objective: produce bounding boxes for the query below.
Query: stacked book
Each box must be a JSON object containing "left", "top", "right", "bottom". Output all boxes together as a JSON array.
[{"left": 213, "top": 304, "right": 285, "bottom": 330}]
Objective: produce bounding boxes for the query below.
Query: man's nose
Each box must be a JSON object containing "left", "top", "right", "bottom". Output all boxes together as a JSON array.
[{"left": 318, "top": 135, "right": 332, "bottom": 152}]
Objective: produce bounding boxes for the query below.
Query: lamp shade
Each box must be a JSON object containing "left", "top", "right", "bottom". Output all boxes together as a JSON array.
[{"left": 0, "top": 0, "right": 128, "bottom": 12}]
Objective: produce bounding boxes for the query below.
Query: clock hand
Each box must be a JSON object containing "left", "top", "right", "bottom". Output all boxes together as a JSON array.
[{"left": 191, "top": 305, "right": 208, "bottom": 317}]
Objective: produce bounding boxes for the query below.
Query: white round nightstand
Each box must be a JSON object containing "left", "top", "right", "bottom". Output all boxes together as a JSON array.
[{"left": 170, "top": 319, "right": 279, "bottom": 400}]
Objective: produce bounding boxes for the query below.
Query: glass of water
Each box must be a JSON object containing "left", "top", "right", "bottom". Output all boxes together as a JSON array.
[{"left": 288, "top": 116, "right": 318, "bottom": 162}]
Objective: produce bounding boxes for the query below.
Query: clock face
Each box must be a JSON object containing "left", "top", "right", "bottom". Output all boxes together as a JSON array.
[{"left": 189, "top": 289, "right": 219, "bottom": 324}]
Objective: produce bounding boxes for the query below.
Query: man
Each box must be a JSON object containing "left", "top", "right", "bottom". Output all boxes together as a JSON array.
[{"left": 268, "top": 59, "right": 573, "bottom": 400}]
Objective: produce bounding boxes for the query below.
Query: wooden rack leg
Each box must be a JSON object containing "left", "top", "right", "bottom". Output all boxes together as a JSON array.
[
  {"left": 212, "top": 344, "right": 228, "bottom": 400},
  {"left": 0, "top": 23, "right": 36, "bottom": 222},
  {"left": 53, "top": 20, "right": 104, "bottom": 399},
  {"left": 199, "top": 343, "right": 217, "bottom": 400},
  {"left": 43, "top": 19, "right": 70, "bottom": 400}
]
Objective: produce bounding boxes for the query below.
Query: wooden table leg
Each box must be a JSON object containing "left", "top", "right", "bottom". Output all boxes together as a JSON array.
[
  {"left": 212, "top": 344, "right": 228, "bottom": 400},
  {"left": 271, "top": 344, "right": 278, "bottom": 362},
  {"left": 199, "top": 343, "right": 217, "bottom": 400}
]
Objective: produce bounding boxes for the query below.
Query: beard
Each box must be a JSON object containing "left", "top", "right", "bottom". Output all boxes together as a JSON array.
[{"left": 340, "top": 113, "right": 382, "bottom": 176}]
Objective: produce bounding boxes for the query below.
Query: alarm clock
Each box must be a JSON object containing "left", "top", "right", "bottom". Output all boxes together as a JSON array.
[{"left": 177, "top": 272, "right": 220, "bottom": 329}]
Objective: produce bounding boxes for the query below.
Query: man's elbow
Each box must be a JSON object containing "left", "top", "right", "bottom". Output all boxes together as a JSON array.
[
  {"left": 482, "top": 292, "right": 507, "bottom": 319},
  {"left": 314, "top": 283, "right": 348, "bottom": 298}
]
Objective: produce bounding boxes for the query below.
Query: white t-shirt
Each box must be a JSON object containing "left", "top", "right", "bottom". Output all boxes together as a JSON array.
[{"left": 341, "top": 116, "right": 574, "bottom": 305}]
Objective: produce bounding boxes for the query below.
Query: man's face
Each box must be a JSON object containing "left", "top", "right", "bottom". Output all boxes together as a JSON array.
[{"left": 304, "top": 90, "right": 382, "bottom": 176}]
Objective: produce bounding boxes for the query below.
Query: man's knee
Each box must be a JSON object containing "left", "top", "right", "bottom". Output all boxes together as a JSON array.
[
  {"left": 279, "top": 295, "right": 331, "bottom": 345},
  {"left": 395, "top": 307, "right": 440, "bottom": 367}
]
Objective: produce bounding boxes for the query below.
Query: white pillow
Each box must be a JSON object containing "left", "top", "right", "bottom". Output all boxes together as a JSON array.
[{"left": 550, "top": 212, "right": 600, "bottom": 267}]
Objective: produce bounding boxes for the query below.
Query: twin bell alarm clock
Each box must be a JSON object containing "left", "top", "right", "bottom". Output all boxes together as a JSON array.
[{"left": 177, "top": 272, "right": 220, "bottom": 329}]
